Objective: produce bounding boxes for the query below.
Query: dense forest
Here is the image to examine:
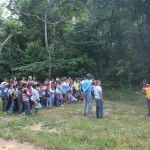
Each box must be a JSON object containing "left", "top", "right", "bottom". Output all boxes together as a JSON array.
[{"left": 0, "top": 0, "right": 150, "bottom": 87}]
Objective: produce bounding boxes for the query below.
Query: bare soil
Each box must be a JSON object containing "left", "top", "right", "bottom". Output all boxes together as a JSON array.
[{"left": 0, "top": 138, "right": 44, "bottom": 150}]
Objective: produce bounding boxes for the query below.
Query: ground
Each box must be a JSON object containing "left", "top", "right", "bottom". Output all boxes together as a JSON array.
[{"left": 0, "top": 97, "right": 150, "bottom": 150}]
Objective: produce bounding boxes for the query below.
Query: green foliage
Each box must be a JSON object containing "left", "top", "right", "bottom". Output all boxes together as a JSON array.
[{"left": 0, "top": 0, "right": 150, "bottom": 86}]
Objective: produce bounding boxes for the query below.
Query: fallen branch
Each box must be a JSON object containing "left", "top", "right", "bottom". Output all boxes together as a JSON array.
[{"left": 0, "top": 32, "right": 21, "bottom": 54}]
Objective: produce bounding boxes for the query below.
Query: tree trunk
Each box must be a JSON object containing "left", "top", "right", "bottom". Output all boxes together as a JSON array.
[{"left": 44, "top": 13, "right": 51, "bottom": 79}]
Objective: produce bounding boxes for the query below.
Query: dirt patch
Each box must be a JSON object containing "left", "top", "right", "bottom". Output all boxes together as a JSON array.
[
  {"left": 24, "top": 122, "right": 61, "bottom": 133},
  {"left": 0, "top": 138, "right": 44, "bottom": 150}
]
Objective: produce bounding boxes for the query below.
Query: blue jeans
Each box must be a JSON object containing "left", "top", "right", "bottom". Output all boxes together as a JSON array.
[
  {"left": 84, "top": 93, "right": 92, "bottom": 115},
  {"left": 46, "top": 97, "right": 52, "bottom": 107},
  {"left": 23, "top": 101, "right": 31, "bottom": 115},
  {"left": 147, "top": 99, "right": 150, "bottom": 116},
  {"left": 8, "top": 101, "right": 14, "bottom": 114},
  {"left": 95, "top": 99, "right": 104, "bottom": 118},
  {"left": 55, "top": 94, "right": 63, "bottom": 106}
]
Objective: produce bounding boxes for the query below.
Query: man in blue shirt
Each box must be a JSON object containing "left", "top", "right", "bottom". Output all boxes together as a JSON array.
[{"left": 82, "top": 74, "right": 93, "bottom": 116}]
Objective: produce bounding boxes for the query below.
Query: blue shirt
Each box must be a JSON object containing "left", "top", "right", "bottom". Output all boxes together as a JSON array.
[{"left": 82, "top": 79, "right": 91, "bottom": 95}]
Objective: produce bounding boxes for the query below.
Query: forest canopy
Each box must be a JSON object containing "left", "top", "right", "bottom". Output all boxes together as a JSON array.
[{"left": 0, "top": 0, "right": 150, "bottom": 87}]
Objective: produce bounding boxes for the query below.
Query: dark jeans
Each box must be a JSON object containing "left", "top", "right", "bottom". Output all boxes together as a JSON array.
[
  {"left": 18, "top": 100, "right": 23, "bottom": 114},
  {"left": 3, "top": 99, "right": 8, "bottom": 112},
  {"left": 23, "top": 101, "right": 31, "bottom": 115},
  {"left": 147, "top": 99, "right": 150, "bottom": 116},
  {"left": 95, "top": 99, "right": 104, "bottom": 118}
]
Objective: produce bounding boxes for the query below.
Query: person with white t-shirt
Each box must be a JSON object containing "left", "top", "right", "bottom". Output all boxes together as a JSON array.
[{"left": 94, "top": 80, "right": 105, "bottom": 119}]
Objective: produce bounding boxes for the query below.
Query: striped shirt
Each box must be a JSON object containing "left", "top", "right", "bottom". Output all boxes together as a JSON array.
[{"left": 22, "top": 88, "right": 29, "bottom": 101}]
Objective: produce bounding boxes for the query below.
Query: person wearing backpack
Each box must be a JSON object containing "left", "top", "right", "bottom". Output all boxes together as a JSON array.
[
  {"left": 1, "top": 83, "right": 9, "bottom": 113},
  {"left": 136, "top": 79, "right": 150, "bottom": 116}
]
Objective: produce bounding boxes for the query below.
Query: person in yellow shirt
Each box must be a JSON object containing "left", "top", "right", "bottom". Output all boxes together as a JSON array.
[{"left": 74, "top": 79, "right": 80, "bottom": 100}]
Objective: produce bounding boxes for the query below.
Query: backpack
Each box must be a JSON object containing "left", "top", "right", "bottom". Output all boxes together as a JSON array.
[
  {"left": 145, "top": 87, "right": 150, "bottom": 100},
  {"left": 1, "top": 88, "right": 8, "bottom": 100}
]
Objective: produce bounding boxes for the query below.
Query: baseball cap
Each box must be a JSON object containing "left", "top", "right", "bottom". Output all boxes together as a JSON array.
[{"left": 86, "top": 74, "right": 93, "bottom": 78}]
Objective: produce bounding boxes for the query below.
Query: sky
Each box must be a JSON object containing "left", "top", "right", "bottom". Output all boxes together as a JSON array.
[
  {"left": 0, "top": 0, "right": 10, "bottom": 18},
  {"left": 0, "top": 0, "right": 7, "bottom": 4}
]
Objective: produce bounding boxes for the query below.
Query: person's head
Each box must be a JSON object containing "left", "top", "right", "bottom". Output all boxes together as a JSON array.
[
  {"left": 46, "top": 85, "right": 50, "bottom": 90},
  {"left": 69, "top": 90, "right": 73, "bottom": 94},
  {"left": 28, "top": 76, "right": 32, "bottom": 81},
  {"left": 7, "top": 84, "right": 11, "bottom": 89},
  {"left": 143, "top": 79, "right": 149, "bottom": 85},
  {"left": 76, "top": 79, "right": 79, "bottom": 83},
  {"left": 22, "top": 83, "right": 27, "bottom": 88},
  {"left": 86, "top": 74, "right": 93, "bottom": 80},
  {"left": 3, "top": 78, "right": 7, "bottom": 82},
  {"left": 33, "top": 76, "right": 36, "bottom": 80},
  {"left": 32, "top": 84, "right": 37, "bottom": 89},
  {"left": 18, "top": 86, "right": 22, "bottom": 91},
  {"left": 13, "top": 77, "right": 16, "bottom": 81},
  {"left": 22, "top": 77, "right": 25, "bottom": 80},
  {"left": 3, "top": 82, "right": 8, "bottom": 87},
  {"left": 96, "top": 80, "right": 101, "bottom": 86},
  {"left": 58, "top": 81, "right": 62, "bottom": 85}
]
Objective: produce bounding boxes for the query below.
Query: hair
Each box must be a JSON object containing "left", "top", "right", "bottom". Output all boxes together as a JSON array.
[
  {"left": 18, "top": 86, "right": 22, "bottom": 91},
  {"left": 143, "top": 79, "right": 149, "bottom": 84},
  {"left": 96, "top": 80, "right": 101, "bottom": 85},
  {"left": 22, "top": 83, "right": 27, "bottom": 88},
  {"left": 32, "top": 84, "right": 37, "bottom": 89},
  {"left": 28, "top": 76, "right": 32, "bottom": 81}
]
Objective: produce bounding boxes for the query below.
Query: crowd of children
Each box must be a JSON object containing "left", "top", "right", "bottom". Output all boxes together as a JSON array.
[{"left": 0, "top": 75, "right": 104, "bottom": 118}]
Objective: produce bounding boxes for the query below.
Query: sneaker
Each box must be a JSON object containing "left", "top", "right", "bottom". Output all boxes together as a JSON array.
[
  {"left": 100, "top": 116, "right": 106, "bottom": 119},
  {"left": 22, "top": 112, "right": 26, "bottom": 115},
  {"left": 61, "top": 104, "right": 64, "bottom": 107}
]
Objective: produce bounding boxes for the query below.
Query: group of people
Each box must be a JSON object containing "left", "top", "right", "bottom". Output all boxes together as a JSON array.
[
  {"left": 0, "top": 74, "right": 105, "bottom": 118},
  {"left": 0, "top": 74, "right": 150, "bottom": 118}
]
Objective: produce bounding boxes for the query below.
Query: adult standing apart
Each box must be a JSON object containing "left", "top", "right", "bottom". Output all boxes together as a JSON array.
[
  {"left": 82, "top": 74, "right": 93, "bottom": 116},
  {"left": 94, "top": 80, "right": 104, "bottom": 119},
  {"left": 136, "top": 79, "right": 150, "bottom": 116}
]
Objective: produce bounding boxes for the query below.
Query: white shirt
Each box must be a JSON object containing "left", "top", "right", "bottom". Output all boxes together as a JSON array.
[
  {"left": 31, "top": 89, "right": 39, "bottom": 101},
  {"left": 94, "top": 86, "right": 102, "bottom": 99}
]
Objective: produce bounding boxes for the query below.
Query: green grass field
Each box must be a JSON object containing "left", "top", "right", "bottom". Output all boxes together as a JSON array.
[{"left": 0, "top": 93, "right": 150, "bottom": 150}]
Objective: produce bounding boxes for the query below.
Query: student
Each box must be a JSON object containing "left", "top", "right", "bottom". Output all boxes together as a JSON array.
[
  {"left": 1, "top": 83, "right": 9, "bottom": 113},
  {"left": 82, "top": 74, "right": 93, "bottom": 116},
  {"left": 68, "top": 90, "right": 77, "bottom": 103},
  {"left": 94, "top": 80, "right": 105, "bottom": 119},
  {"left": 37, "top": 83, "right": 44, "bottom": 106},
  {"left": 45, "top": 85, "right": 51, "bottom": 108},
  {"left": 22, "top": 84, "right": 32, "bottom": 115},
  {"left": 56, "top": 81, "right": 65, "bottom": 107},
  {"left": 31, "top": 84, "right": 40, "bottom": 115},
  {"left": 7, "top": 84, "right": 16, "bottom": 115},
  {"left": 136, "top": 79, "right": 150, "bottom": 116},
  {"left": 17, "top": 86, "right": 23, "bottom": 115},
  {"left": 50, "top": 85, "right": 55, "bottom": 108},
  {"left": 21, "top": 77, "right": 27, "bottom": 84}
]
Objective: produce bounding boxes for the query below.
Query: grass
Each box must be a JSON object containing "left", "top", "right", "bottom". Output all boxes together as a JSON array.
[{"left": 0, "top": 91, "right": 150, "bottom": 150}]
